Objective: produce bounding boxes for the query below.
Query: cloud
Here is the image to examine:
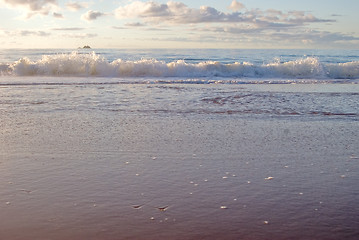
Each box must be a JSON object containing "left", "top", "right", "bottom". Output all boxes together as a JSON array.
[
  {"left": 279, "top": 30, "right": 359, "bottom": 43},
  {"left": 62, "top": 33, "right": 97, "bottom": 39},
  {"left": 0, "top": 29, "right": 51, "bottom": 37},
  {"left": 111, "top": 1, "right": 355, "bottom": 47},
  {"left": 19, "top": 30, "right": 51, "bottom": 37},
  {"left": 145, "top": 27, "right": 170, "bottom": 31},
  {"left": 228, "top": 0, "right": 245, "bottom": 12},
  {"left": 1, "top": 0, "right": 58, "bottom": 18},
  {"left": 0, "top": 29, "right": 6, "bottom": 36},
  {"left": 191, "top": 23, "right": 359, "bottom": 48},
  {"left": 124, "top": 22, "right": 146, "bottom": 27},
  {"left": 112, "top": 26, "right": 126, "bottom": 30},
  {"left": 66, "top": 1, "right": 89, "bottom": 11},
  {"left": 115, "top": 1, "right": 333, "bottom": 26},
  {"left": 112, "top": 25, "right": 170, "bottom": 32},
  {"left": 1, "top": 0, "right": 57, "bottom": 11},
  {"left": 115, "top": 1, "right": 168, "bottom": 19},
  {"left": 81, "top": 10, "right": 106, "bottom": 21},
  {"left": 53, "top": 12, "right": 63, "bottom": 18},
  {"left": 115, "top": 1, "right": 241, "bottom": 24},
  {"left": 52, "top": 27, "right": 85, "bottom": 31}
]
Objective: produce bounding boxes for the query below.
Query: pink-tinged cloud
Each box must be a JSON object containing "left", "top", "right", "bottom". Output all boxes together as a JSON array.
[
  {"left": 1, "top": 0, "right": 58, "bottom": 18},
  {"left": 66, "top": 1, "right": 89, "bottom": 11},
  {"left": 228, "top": 0, "right": 245, "bottom": 12}
]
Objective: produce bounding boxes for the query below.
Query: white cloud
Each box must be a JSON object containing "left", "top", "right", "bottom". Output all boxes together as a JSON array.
[
  {"left": 81, "top": 10, "right": 106, "bottom": 21},
  {"left": 1, "top": 0, "right": 58, "bottom": 18},
  {"left": 0, "top": 29, "right": 6, "bottom": 37},
  {"left": 115, "top": 1, "right": 169, "bottom": 19},
  {"left": 228, "top": 0, "right": 245, "bottom": 12}
]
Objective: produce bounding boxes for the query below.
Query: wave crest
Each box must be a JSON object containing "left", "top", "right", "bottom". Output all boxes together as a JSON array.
[{"left": 1, "top": 51, "right": 359, "bottom": 79}]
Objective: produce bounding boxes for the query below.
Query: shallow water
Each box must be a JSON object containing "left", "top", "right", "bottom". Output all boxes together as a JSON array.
[{"left": 0, "top": 82, "right": 358, "bottom": 239}]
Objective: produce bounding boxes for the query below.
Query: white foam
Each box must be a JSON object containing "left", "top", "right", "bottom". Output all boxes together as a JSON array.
[{"left": 1, "top": 51, "right": 359, "bottom": 80}]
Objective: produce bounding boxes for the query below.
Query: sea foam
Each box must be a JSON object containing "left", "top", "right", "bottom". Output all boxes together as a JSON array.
[{"left": 1, "top": 51, "right": 359, "bottom": 79}]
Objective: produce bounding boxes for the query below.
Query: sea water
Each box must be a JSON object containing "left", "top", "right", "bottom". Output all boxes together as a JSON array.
[{"left": 0, "top": 49, "right": 359, "bottom": 240}]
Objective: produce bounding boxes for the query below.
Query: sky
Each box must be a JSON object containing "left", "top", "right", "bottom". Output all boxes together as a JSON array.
[{"left": 0, "top": 0, "right": 358, "bottom": 49}]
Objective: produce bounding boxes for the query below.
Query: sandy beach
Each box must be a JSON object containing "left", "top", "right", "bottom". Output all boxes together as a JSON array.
[{"left": 1, "top": 83, "right": 358, "bottom": 239}]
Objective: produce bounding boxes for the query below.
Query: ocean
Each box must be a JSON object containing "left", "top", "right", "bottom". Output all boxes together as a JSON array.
[{"left": 1, "top": 49, "right": 359, "bottom": 239}]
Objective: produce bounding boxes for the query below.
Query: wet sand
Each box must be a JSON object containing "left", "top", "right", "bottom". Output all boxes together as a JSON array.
[{"left": 1, "top": 83, "right": 359, "bottom": 239}]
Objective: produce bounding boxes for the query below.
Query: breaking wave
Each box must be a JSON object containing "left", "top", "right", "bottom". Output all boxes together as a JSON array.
[{"left": 1, "top": 51, "right": 359, "bottom": 80}]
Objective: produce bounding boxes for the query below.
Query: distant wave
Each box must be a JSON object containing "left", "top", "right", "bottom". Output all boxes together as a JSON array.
[{"left": 1, "top": 51, "right": 359, "bottom": 80}]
